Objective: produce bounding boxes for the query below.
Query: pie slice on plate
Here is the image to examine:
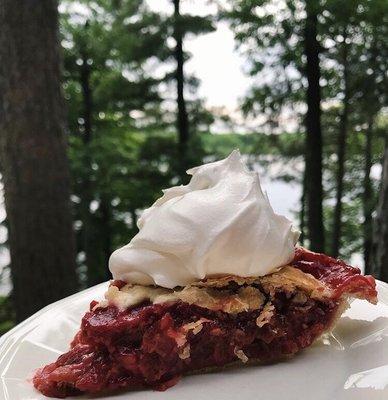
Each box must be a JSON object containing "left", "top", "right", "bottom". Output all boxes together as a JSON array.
[
  {"left": 33, "top": 152, "right": 378, "bottom": 398},
  {"left": 33, "top": 247, "right": 377, "bottom": 398}
]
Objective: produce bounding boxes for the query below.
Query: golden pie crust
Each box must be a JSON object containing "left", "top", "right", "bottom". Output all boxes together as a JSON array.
[{"left": 101, "top": 265, "right": 332, "bottom": 314}]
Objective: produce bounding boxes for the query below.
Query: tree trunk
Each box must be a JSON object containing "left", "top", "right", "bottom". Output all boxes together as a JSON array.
[
  {"left": 80, "top": 48, "right": 92, "bottom": 144},
  {"left": 331, "top": 40, "right": 349, "bottom": 258},
  {"left": 100, "top": 195, "right": 112, "bottom": 280},
  {"left": 173, "top": 0, "right": 189, "bottom": 180},
  {"left": 0, "top": 0, "right": 77, "bottom": 321},
  {"left": 78, "top": 45, "right": 97, "bottom": 287},
  {"left": 372, "top": 142, "right": 388, "bottom": 281},
  {"left": 363, "top": 117, "right": 374, "bottom": 274},
  {"left": 299, "top": 166, "right": 307, "bottom": 246},
  {"left": 130, "top": 209, "right": 138, "bottom": 231},
  {"left": 303, "top": 0, "right": 325, "bottom": 253}
]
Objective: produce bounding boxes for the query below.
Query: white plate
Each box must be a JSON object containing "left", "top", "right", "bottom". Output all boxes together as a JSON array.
[{"left": 1, "top": 281, "right": 388, "bottom": 400}]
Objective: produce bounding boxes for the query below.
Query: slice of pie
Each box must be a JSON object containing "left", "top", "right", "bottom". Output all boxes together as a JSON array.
[{"left": 33, "top": 247, "right": 377, "bottom": 398}]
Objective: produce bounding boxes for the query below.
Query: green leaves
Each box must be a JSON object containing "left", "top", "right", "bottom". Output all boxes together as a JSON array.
[
  {"left": 173, "top": 14, "right": 215, "bottom": 36},
  {"left": 60, "top": 0, "right": 216, "bottom": 285},
  {"left": 225, "top": 0, "right": 387, "bottom": 258},
  {"left": 0, "top": 295, "right": 15, "bottom": 336}
]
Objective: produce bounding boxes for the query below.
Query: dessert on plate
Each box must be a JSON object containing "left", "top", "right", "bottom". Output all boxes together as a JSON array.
[{"left": 33, "top": 150, "right": 377, "bottom": 398}]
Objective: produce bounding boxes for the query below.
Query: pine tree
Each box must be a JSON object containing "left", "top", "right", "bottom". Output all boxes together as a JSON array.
[
  {"left": 224, "top": 0, "right": 325, "bottom": 250},
  {"left": 167, "top": 0, "right": 215, "bottom": 180},
  {"left": 372, "top": 142, "right": 388, "bottom": 281},
  {"left": 61, "top": 0, "right": 170, "bottom": 285},
  {"left": 303, "top": 0, "right": 325, "bottom": 252}
]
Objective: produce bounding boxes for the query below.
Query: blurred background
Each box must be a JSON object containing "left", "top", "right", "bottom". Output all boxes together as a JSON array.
[{"left": 0, "top": 0, "right": 387, "bottom": 335}]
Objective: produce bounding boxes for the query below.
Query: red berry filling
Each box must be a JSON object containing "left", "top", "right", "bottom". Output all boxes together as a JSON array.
[
  {"left": 34, "top": 290, "right": 338, "bottom": 398},
  {"left": 33, "top": 248, "right": 377, "bottom": 398}
]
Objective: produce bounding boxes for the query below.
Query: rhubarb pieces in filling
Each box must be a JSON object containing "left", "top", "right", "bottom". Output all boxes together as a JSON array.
[{"left": 33, "top": 248, "right": 377, "bottom": 398}]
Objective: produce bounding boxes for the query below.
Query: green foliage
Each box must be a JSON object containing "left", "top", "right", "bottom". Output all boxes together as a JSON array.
[
  {"left": 58, "top": 0, "right": 388, "bottom": 286},
  {"left": 202, "top": 132, "right": 257, "bottom": 156},
  {"left": 222, "top": 0, "right": 306, "bottom": 127},
  {"left": 0, "top": 295, "right": 15, "bottom": 336},
  {"left": 69, "top": 130, "right": 179, "bottom": 284},
  {"left": 61, "top": 0, "right": 169, "bottom": 134},
  {"left": 323, "top": 108, "right": 385, "bottom": 258},
  {"left": 60, "top": 0, "right": 216, "bottom": 285},
  {"left": 224, "top": 0, "right": 388, "bottom": 258},
  {"left": 2, "top": 0, "right": 387, "bottom": 330}
]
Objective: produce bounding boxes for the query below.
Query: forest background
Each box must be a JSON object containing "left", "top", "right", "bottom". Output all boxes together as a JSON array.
[{"left": 0, "top": 0, "right": 387, "bottom": 334}]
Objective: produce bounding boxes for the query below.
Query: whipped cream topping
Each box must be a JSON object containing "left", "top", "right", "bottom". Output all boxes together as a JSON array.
[{"left": 109, "top": 150, "right": 300, "bottom": 288}]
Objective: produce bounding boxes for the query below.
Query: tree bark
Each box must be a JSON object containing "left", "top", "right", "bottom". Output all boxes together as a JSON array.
[
  {"left": 100, "top": 195, "right": 112, "bottom": 280},
  {"left": 130, "top": 209, "right": 138, "bottom": 231},
  {"left": 303, "top": 0, "right": 325, "bottom": 253},
  {"left": 173, "top": 0, "right": 189, "bottom": 180},
  {"left": 372, "top": 142, "right": 388, "bottom": 281},
  {"left": 0, "top": 0, "right": 77, "bottom": 321},
  {"left": 331, "top": 40, "right": 349, "bottom": 258},
  {"left": 299, "top": 166, "right": 307, "bottom": 246},
  {"left": 363, "top": 117, "right": 374, "bottom": 274},
  {"left": 78, "top": 42, "right": 97, "bottom": 287},
  {"left": 80, "top": 48, "right": 92, "bottom": 144}
]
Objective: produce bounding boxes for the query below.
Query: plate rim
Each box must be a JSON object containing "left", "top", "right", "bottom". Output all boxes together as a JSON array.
[{"left": 0, "top": 280, "right": 388, "bottom": 399}]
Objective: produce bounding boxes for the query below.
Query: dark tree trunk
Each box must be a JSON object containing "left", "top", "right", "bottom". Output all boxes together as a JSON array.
[
  {"left": 331, "top": 41, "right": 349, "bottom": 258},
  {"left": 372, "top": 143, "right": 388, "bottom": 281},
  {"left": 363, "top": 117, "right": 374, "bottom": 274},
  {"left": 299, "top": 166, "right": 307, "bottom": 246},
  {"left": 173, "top": 0, "right": 189, "bottom": 180},
  {"left": 80, "top": 49, "right": 92, "bottom": 144},
  {"left": 303, "top": 0, "right": 325, "bottom": 253},
  {"left": 363, "top": 31, "right": 382, "bottom": 275},
  {"left": 78, "top": 45, "right": 97, "bottom": 287},
  {"left": 0, "top": 0, "right": 77, "bottom": 321},
  {"left": 100, "top": 196, "right": 112, "bottom": 280},
  {"left": 130, "top": 209, "right": 138, "bottom": 231}
]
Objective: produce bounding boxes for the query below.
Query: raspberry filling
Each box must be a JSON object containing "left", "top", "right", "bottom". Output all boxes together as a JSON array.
[
  {"left": 34, "top": 290, "right": 338, "bottom": 398},
  {"left": 33, "top": 249, "right": 377, "bottom": 398},
  {"left": 292, "top": 248, "right": 377, "bottom": 300}
]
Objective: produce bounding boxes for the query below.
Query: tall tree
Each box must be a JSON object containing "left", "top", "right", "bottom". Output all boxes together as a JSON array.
[
  {"left": 303, "top": 0, "right": 325, "bottom": 252},
  {"left": 0, "top": 0, "right": 77, "bottom": 320},
  {"left": 225, "top": 0, "right": 388, "bottom": 259},
  {"left": 323, "top": 0, "right": 371, "bottom": 258},
  {"left": 61, "top": 0, "right": 169, "bottom": 285},
  {"left": 372, "top": 142, "right": 388, "bottom": 281},
  {"left": 331, "top": 58, "right": 349, "bottom": 258},
  {"left": 60, "top": 0, "right": 214, "bottom": 286},
  {"left": 363, "top": 117, "right": 374, "bottom": 269},
  {"left": 327, "top": 22, "right": 351, "bottom": 258},
  {"left": 359, "top": 34, "right": 378, "bottom": 272},
  {"left": 225, "top": 0, "right": 325, "bottom": 250},
  {"left": 355, "top": 2, "right": 388, "bottom": 271},
  {"left": 166, "top": 0, "right": 214, "bottom": 181},
  {"left": 78, "top": 21, "right": 95, "bottom": 286},
  {"left": 322, "top": 0, "right": 388, "bottom": 262},
  {"left": 173, "top": 0, "right": 189, "bottom": 178}
]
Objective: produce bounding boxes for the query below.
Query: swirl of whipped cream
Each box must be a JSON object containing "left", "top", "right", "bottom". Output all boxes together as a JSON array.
[{"left": 109, "top": 150, "right": 300, "bottom": 288}]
